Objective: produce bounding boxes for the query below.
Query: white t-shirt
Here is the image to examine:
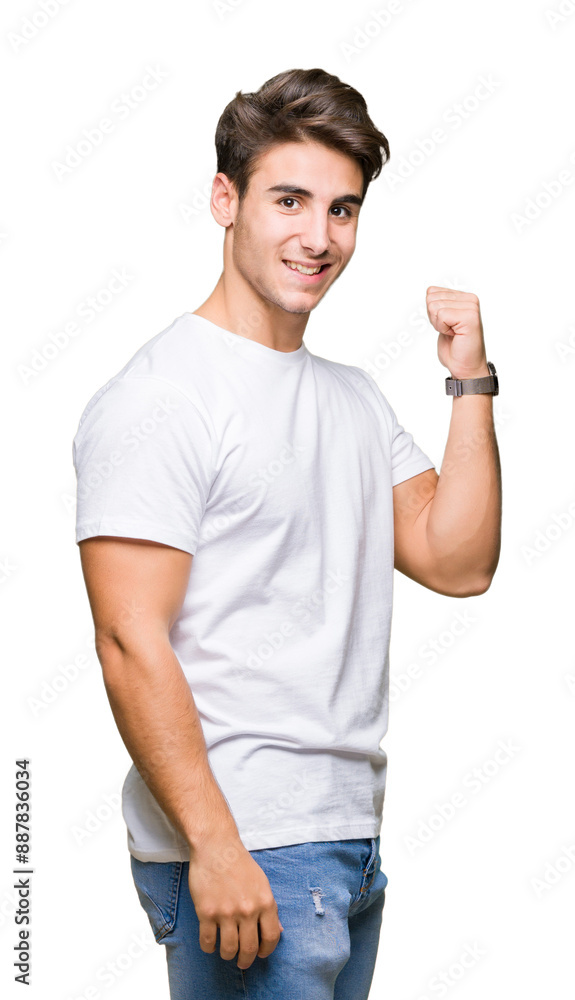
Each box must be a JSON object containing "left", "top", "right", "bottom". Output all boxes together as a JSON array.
[{"left": 72, "top": 312, "right": 436, "bottom": 861}]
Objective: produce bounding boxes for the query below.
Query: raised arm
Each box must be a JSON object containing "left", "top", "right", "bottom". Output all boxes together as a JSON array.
[
  {"left": 78, "top": 535, "right": 283, "bottom": 969},
  {"left": 392, "top": 286, "right": 502, "bottom": 597}
]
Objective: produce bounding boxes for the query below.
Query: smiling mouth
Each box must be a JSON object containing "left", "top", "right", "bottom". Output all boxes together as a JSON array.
[{"left": 282, "top": 260, "right": 332, "bottom": 278}]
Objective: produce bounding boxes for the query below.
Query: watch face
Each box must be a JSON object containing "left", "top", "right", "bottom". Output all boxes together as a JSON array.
[{"left": 487, "top": 362, "right": 498, "bottom": 394}]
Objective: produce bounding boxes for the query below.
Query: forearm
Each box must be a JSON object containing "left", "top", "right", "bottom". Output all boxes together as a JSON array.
[
  {"left": 425, "top": 380, "right": 502, "bottom": 592},
  {"left": 97, "top": 634, "right": 240, "bottom": 853}
]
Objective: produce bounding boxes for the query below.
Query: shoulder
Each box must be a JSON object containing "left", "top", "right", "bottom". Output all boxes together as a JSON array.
[
  {"left": 325, "top": 358, "right": 394, "bottom": 423},
  {"left": 74, "top": 313, "right": 216, "bottom": 433}
]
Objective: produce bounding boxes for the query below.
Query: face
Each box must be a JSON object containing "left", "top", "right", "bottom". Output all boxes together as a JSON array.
[{"left": 227, "top": 140, "right": 364, "bottom": 316}]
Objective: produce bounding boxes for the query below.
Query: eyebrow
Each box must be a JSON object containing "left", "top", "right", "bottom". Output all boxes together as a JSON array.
[{"left": 266, "top": 184, "right": 364, "bottom": 208}]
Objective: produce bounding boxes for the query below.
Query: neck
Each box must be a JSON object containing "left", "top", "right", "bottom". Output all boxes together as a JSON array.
[{"left": 192, "top": 272, "right": 309, "bottom": 353}]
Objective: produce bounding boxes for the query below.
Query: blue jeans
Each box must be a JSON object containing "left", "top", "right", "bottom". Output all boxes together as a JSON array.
[{"left": 130, "top": 836, "right": 388, "bottom": 999}]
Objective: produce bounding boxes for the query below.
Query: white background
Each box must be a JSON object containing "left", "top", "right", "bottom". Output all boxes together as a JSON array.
[{"left": 2, "top": 0, "right": 574, "bottom": 997}]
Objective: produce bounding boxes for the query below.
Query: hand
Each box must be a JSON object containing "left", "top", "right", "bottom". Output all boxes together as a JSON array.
[
  {"left": 188, "top": 835, "right": 285, "bottom": 970},
  {"left": 426, "top": 286, "right": 489, "bottom": 379}
]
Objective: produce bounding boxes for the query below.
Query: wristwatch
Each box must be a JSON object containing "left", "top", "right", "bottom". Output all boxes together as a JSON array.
[{"left": 446, "top": 361, "right": 498, "bottom": 396}]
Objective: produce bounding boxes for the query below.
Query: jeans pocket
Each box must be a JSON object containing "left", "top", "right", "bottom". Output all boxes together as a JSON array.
[
  {"left": 361, "top": 837, "right": 389, "bottom": 899},
  {"left": 361, "top": 838, "right": 379, "bottom": 890},
  {"left": 130, "top": 857, "right": 184, "bottom": 943},
  {"left": 369, "top": 839, "right": 388, "bottom": 901}
]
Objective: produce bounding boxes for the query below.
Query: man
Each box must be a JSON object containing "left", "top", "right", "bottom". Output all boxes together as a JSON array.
[{"left": 73, "top": 67, "right": 501, "bottom": 999}]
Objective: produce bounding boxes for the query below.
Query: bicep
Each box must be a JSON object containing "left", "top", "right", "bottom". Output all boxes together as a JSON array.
[
  {"left": 392, "top": 468, "right": 439, "bottom": 587},
  {"left": 78, "top": 536, "right": 193, "bottom": 650}
]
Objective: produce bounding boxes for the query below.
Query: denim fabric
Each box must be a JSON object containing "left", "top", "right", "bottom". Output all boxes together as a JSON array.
[{"left": 130, "top": 836, "right": 388, "bottom": 999}]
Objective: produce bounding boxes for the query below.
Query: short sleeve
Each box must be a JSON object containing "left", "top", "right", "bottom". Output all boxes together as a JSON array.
[
  {"left": 351, "top": 367, "right": 436, "bottom": 488},
  {"left": 72, "top": 375, "right": 214, "bottom": 555},
  {"left": 384, "top": 395, "right": 436, "bottom": 487}
]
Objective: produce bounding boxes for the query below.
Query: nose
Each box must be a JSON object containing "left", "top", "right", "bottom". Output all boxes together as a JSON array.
[{"left": 299, "top": 210, "right": 330, "bottom": 256}]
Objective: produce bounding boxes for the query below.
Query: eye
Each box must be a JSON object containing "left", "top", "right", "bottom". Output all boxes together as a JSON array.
[
  {"left": 331, "top": 206, "right": 352, "bottom": 218},
  {"left": 279, "top": 197, "right": 300, "bottom": 209}
]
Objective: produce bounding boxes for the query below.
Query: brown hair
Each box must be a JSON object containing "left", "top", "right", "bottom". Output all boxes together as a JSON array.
[{"left": 214, "top": 67, "right": 390, "bottom": 205}]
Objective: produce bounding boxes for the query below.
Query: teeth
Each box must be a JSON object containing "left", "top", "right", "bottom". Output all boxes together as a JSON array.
[{"left": 285, "top": 260, "right": 323, "bottom": 275}]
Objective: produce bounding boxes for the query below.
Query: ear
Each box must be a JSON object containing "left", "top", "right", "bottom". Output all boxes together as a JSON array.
[{"left": 210, "top": 172, "right": 238, "bottom": 229}]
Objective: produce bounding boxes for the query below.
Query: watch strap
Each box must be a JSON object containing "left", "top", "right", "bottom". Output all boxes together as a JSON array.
[{"left": 446, "top": 361, "right": 498, "bottom": 396}]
